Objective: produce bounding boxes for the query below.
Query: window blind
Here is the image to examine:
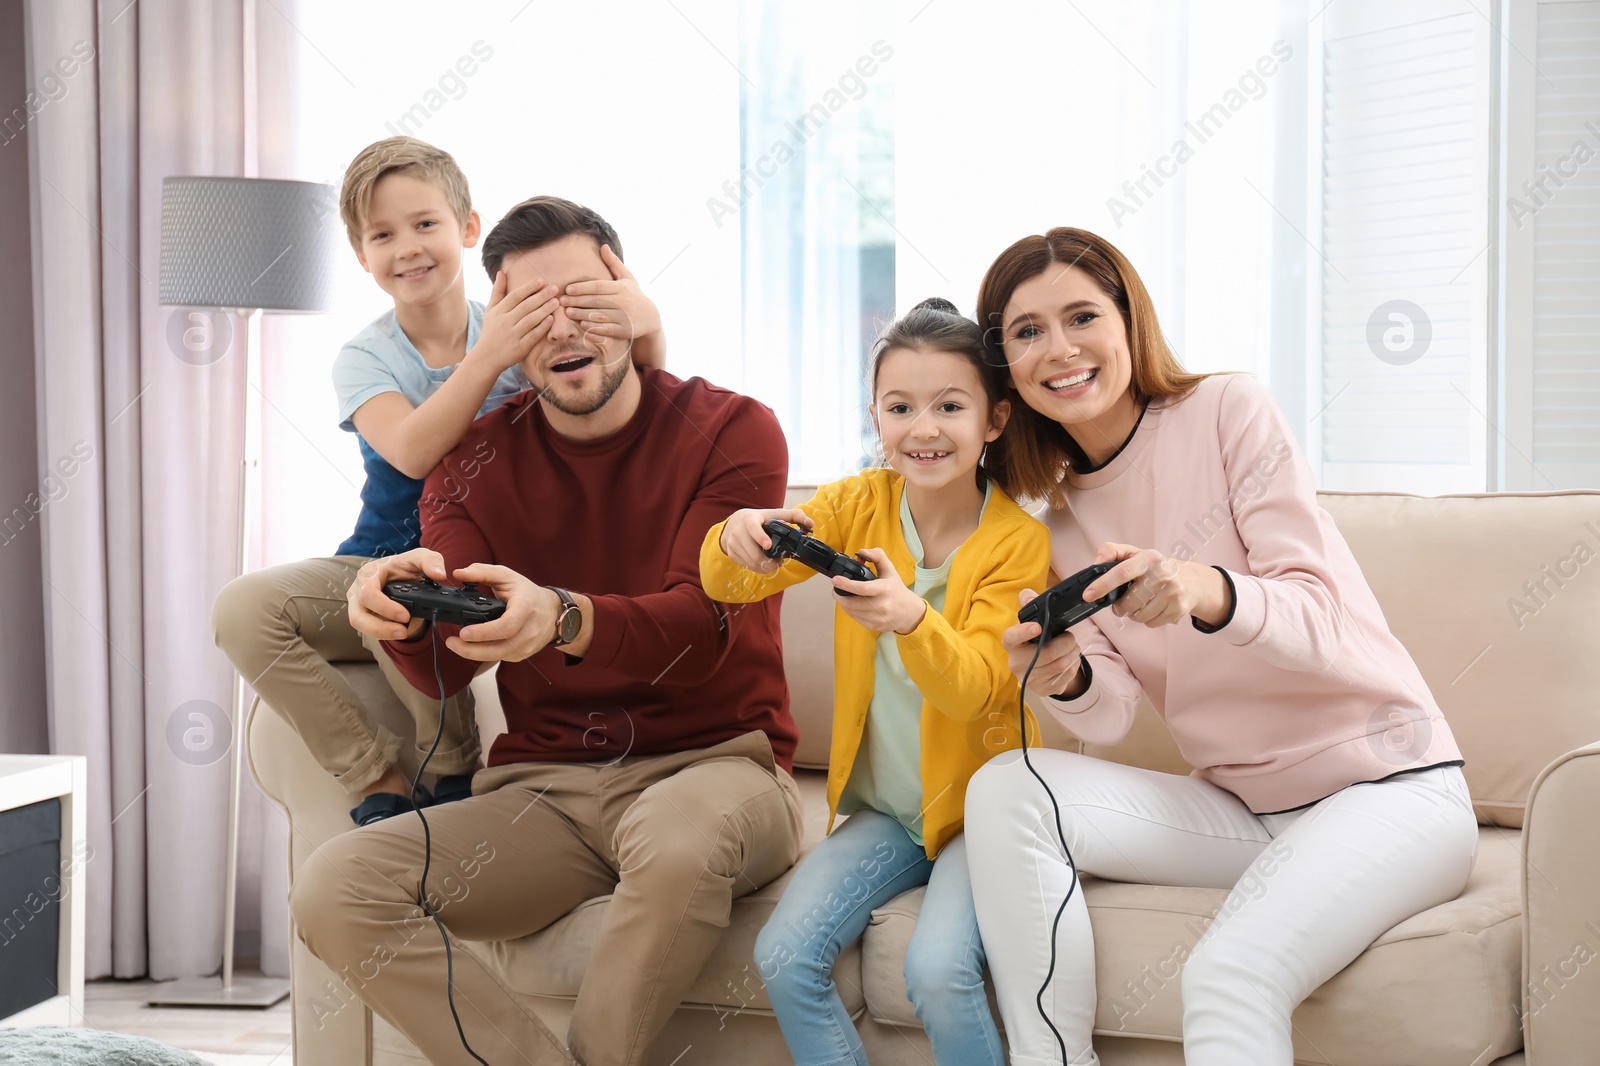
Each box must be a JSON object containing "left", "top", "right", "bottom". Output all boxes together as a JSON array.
[
  {"left": 1317, "top": 8, "right": 1485, "bottom": 487},
  {"left": 1529, "top": 1, "right": 1600, "bottom": 480}
]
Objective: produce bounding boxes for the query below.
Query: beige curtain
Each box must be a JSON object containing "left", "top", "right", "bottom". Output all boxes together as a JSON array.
[{"left": 26, "top": 0, "right": 296, "bottom": 980}]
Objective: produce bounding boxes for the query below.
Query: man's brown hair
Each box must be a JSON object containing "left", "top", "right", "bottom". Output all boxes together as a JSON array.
[{"left": 480, "top": 196, "right": 622, "bottom": 280}]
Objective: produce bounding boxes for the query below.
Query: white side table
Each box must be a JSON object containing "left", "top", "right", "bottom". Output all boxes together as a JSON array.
[{"left": 0, "top": 755, "right": 87, "bottom": 1028}]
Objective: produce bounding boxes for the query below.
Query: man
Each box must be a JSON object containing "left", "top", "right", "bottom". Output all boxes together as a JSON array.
[{"left": 289, "top": 196, "right": 802, "bottom": 1066}]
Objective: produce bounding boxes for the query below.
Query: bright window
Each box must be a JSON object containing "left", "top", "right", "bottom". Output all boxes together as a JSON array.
[{"left": 265, "top": 1, "right": 1586, "bottom": 566}]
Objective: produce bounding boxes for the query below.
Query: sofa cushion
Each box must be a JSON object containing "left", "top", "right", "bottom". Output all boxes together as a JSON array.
[
  {"left": 463, "top": 770, "right": 867, "bottom": 1018},
  {"left": 777, "top": 538, "right": 839, "bottom": 771},
  {"left": 860, "top": 828, "right": 1523, "bottom": 1065}
]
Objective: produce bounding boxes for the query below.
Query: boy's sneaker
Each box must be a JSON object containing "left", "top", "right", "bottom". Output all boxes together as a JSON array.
[
  {"left": 432, "top": 774, "right": 475, "bottom": 805},
  {"left": 350, "top": 791, "right": 420, "bottom": 827}
]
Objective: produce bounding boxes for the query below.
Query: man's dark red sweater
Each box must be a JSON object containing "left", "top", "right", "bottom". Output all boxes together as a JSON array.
[{"left": 382, "top": 367, "right": 797, "bottom": 772}]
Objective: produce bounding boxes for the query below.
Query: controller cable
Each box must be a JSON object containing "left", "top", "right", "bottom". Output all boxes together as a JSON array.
[
  {"left": 409, "top": 621, "right": 491, "bottom": 1066},
  {"left": 1017, "top": 594, "right": 1078, "bottom": 1064}
]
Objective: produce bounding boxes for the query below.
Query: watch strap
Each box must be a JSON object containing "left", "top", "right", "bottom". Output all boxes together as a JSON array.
[{"left": 548, "top": 586, "right": 581, "bottom": 648}]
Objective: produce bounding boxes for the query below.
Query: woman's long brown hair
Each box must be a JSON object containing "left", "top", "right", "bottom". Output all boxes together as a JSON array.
[{"left": 977, "top": 227, "right": 1220, "bottom": 507}]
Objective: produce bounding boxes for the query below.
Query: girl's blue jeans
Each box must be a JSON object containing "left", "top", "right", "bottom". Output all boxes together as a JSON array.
[{"left": 753, "top": 808, "right": 1005, "bottom": 1066}]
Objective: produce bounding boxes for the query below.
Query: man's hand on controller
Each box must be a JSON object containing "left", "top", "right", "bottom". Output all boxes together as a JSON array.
[
  {"left": 831, "top": 548, "right": 925, "bottom": 635},
  {"left": 350, "top": 551, "right": 581, "bottom": 660},
  {"left": 719, "top": 507, "right": 813, "bottom": 575},
  {"left": 444, "top": 562, "right": 586, "bottom": 662},
  {"left": 1002, "top": 588, "right": 1087, "bottom": 700},
  {"left": 348, "top": 548, "right": 448, "bottom": 642}
]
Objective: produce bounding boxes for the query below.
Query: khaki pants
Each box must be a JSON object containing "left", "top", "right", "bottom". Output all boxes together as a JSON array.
[
  {"left": 212, "top": 555, "right": 480, "bottom": 794},
  {"left": 289, "top": 730, "right": 804, "bottom": 1066}
]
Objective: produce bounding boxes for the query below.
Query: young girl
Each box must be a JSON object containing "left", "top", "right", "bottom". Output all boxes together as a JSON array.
[
  {"left": 965, "top": 228, "right": 1475, "bottom": 1065},
  {"left": 699, "top": 298, "right": 1050, "bottom": 1066}
]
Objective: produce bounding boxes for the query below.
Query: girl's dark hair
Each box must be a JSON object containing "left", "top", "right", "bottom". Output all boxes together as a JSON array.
[{"left": 868, "top": 297, "right": 1022, "bottom": 495}]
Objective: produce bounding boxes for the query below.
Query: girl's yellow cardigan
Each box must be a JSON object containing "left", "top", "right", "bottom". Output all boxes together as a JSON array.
[{"left": 699, "top": 468, "right": 1051, "bottom": 858}]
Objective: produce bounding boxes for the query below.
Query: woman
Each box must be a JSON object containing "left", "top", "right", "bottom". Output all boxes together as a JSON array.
[{"left": 963, "top": 227, "right": 1475, "bottom": 1065}]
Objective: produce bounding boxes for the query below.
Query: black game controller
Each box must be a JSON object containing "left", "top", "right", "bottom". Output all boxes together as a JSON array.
[
  {"left": 762, "top": 520, "right": 876, "bottom": 596},
  {"left": 1017, "top": 562, "right": 1132, "bottom": 643},
  {"left": 383, "top": 578, "right": 507, "bottom": 627}
]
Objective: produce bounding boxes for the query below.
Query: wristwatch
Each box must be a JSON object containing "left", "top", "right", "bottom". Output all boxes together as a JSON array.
[{"left": 548, "top": 586, "right": 583, "bottom": 649}]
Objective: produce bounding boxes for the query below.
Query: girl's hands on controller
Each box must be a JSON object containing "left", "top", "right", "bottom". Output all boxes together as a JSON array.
[
  {"left": 716, "top": 513, "right": 927, "bottom": 634},
  {"left": 719, "top": 507, "right": 814, "bottom": 574},
  {"left": 832, "top": 547, "right": 926, "bottom": 635},
  {"left": 1001, "top": 588, "right": 1087, "bottom": 699}
]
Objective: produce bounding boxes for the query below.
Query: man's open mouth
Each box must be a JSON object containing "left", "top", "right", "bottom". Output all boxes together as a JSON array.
[{"left": 550, "top": 355, "right": 595, "bottom": 375}]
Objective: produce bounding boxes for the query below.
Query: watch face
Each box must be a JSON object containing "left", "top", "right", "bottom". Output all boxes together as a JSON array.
[{"left": 559, "top": 605, "right": 582, "bottom": 643}]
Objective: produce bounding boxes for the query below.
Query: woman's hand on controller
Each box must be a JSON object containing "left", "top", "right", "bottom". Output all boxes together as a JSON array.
[
  {"left": 1084, "top": 542, "right": 1230, "bottom": 629},
  {"left": 832, "top": 547, "right": 925, "bottom": 635},
  {"left": 719, "top": 507, "right": 813, "bottom": 574},
  {"left": 348, "top": 548, "right": 448, "bottom": 642},
  {"left": 1002, "top": 588, "right": 1086, "bottom": 699}
]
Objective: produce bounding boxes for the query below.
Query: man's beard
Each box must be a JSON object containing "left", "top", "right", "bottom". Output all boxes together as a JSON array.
[{"left": 540, "top": 342, "right": 633, "bottom": 417}]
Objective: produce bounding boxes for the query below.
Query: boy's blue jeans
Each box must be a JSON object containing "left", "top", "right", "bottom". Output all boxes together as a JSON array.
[{"left": 754, "top": 808, "right": 1005, "bottom": 1066}]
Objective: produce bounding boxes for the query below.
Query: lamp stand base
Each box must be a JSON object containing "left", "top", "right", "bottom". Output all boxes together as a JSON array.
[{"left": 147, "top": 974, "right": 289, "bottom": 1009}]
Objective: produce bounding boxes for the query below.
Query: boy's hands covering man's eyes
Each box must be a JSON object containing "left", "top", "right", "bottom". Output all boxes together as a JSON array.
[
  {"left": 471, "top": 269, "right": 560, "bottom": 374},
  {"left": 559, "top": 244, "right": 664, "bottom": 367}
]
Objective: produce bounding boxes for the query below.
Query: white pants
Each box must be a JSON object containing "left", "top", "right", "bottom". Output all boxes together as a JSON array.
[{"left": 964, "top": 751, "right": 1477, "bottom": 1065}]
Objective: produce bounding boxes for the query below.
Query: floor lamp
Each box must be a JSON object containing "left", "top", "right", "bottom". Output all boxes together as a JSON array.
[{"left": 151, "top": 176, "right": 337, "bottom": 1008}]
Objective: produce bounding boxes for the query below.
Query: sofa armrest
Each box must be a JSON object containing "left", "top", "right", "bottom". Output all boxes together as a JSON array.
[
  {"left": 1520, "top": 740, "right": 1600, "bottom": 1063},
  {"left": 247, "top": 664, "right": 429, "bottom": 1066}
]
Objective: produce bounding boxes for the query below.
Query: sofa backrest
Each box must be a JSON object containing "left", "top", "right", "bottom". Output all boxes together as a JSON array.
[
  {"left": 779, "top": 486, "right": 1600, "bottom": 827},
  {"left": 1321, "top": 490, "right": 1600, "bottom": 826},
  {"left": 779, "top": 487, "right": 844, "bottom": 768},
  {"left": 779, "top": 564, "right": 837, "bottom": 769}
]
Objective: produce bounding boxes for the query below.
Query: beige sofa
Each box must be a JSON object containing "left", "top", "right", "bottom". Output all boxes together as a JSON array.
[{"left": 249, "top": 488, "right": 1600, "bottom": 1065}]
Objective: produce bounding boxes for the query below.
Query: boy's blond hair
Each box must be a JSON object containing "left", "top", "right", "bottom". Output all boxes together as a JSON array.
[{"left": 339, "top": 137, "right": 472, "bottom": 251}]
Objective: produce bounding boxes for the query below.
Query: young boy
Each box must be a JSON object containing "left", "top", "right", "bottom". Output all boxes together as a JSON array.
[{"left": 212, "top": 137, "right": 663, "bottom": 825}]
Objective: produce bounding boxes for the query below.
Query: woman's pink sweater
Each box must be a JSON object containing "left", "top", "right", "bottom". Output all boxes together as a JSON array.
[{"left": 1045, "top": 373, "right": 1462, "bottom": 813}]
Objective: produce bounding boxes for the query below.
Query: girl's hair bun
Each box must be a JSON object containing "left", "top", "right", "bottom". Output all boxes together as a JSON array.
[{"left": 910, "top": 296, "right": 961, "bottom": 317}]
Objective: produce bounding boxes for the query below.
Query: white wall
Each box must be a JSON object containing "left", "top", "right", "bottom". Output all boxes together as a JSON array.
[{"left": 263, "top": 0, "right": 743, "bottom": 566}]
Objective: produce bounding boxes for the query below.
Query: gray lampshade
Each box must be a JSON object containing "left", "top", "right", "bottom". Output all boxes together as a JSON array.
[{"left": 160, "top": 177, "right": 338, "bottom": 312}]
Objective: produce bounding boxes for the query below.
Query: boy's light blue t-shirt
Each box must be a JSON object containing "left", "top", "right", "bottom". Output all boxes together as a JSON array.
[{"left": 330, "top": 300, "right": 529, "bottom": 558}]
